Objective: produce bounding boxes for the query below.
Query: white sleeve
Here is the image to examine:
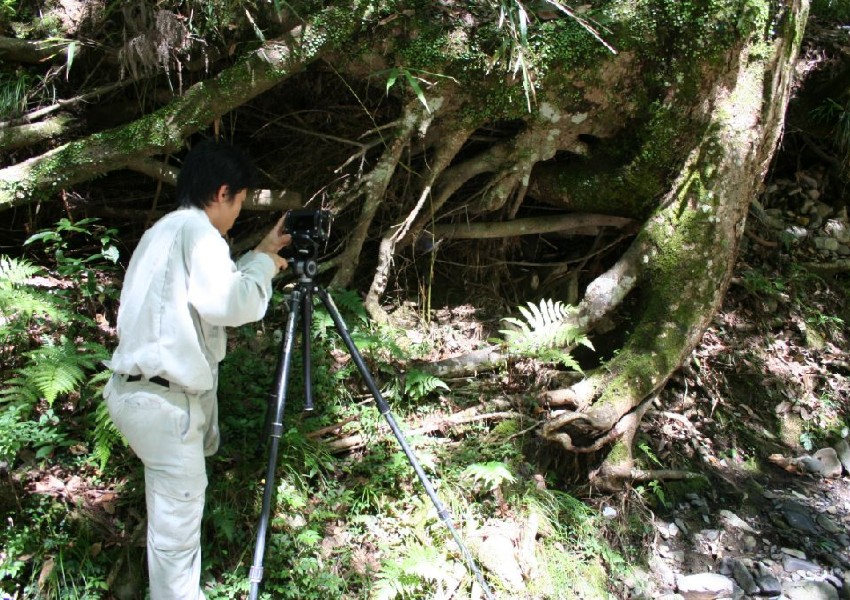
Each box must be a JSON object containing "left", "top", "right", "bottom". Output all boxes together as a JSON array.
[{"left": 187, "top": 234, "right": 276, "bottom": 327}]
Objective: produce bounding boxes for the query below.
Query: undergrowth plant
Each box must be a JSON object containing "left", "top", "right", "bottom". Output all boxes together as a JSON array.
[
  {"left": 501, "top": 298, "right": 592, "bottom": 370},
  {"left": 0, "top": 217, "right": 122, "bottom": 598}
]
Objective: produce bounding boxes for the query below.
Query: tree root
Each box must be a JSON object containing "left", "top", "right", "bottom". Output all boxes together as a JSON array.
[
  {"left": 362, "top": 99, "right": 469, "bottom": 320},
  {"left": 330, "top": 96, "right": 438, "bottom": 292}
]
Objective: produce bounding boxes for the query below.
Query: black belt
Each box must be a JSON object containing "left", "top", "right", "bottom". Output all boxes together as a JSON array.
[{"left": 126, "top": 374, "right": 171, "bottom": 387}]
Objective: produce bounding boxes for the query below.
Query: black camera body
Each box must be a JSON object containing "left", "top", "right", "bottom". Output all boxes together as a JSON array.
[{"left": 281, "top": 209, "right": 331, "bottom": 276}]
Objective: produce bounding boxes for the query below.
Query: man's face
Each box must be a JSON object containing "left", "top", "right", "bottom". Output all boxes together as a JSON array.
[
  {"left": 220, "top": 188, "right": 246, "bottom": 234},
  {"left": 207, "top": 185, "right": 247, "bottom": 235}
]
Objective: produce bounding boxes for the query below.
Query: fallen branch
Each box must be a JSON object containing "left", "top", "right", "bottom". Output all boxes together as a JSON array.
[{"left": 311, "top": 401, "right": 520, "bottom": 454}]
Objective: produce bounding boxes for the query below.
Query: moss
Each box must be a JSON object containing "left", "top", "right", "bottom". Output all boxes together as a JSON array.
[{"left": 605, "top": 439, "right": 633, "bottom": 465}]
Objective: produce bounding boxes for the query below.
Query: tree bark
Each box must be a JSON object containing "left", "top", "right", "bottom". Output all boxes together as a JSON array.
[
  {"left": 541, "top": 0, "right": 810, "bottom": 488},
  {"left": 0, "top": 5, "right": 365, "bottom": 211}
]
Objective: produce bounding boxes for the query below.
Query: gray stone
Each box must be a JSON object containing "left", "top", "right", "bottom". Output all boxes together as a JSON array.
[
  {"left": 721, "top": 558, "right": 759, "bottom": 595},
  {"left": 833, "top": 439, "right": 850, "bottom": 474},
  {"left": 782, "top": 579, "right": 839, "bottom": 600},
  {"left": 719, "top": 510, "right": 759, "bottom": 534},
  {"left": 818, "top": 513, "right": 844, "bottom": 534},
  {"left": 676, "top": 573, "right": 735, "bottom": 599},
  {"left": 756, "top": 567, "right": 782, "bottom": 596},
  {"left": 783, "top": 225, "right": 809, "bottom": 243},
  {"left": 814, "top": 237, "right": 841, "bottom": 252},
  {"left": 783, "top": 556, "right": 821, "bottom": 573},
  {"left": 781, "top": 501, "right": 819, "bottom": 534},
  {"left": 824, "top": 219, "right": 850, "bottom": 243},
  {"left": 814, "top": 448, "right": 844, "bottom": 478},
  {"left": 651, "top": 554, "right": 678, "bottom": 589}
]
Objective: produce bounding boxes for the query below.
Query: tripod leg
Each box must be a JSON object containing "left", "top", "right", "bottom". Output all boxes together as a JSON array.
[
  {"left": 302, "top": 285, "right": 314, "bottom": 411},
  {"left": 314, "top": 287, "right": 495, "bottom": 600},
  {"left": 249, "top": 288, "right": 303, "bottom": 600}
]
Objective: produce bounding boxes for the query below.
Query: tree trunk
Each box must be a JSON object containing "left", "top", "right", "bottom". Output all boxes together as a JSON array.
[{"left": 543, "top": 1, "right": 809, "bottom": 489}]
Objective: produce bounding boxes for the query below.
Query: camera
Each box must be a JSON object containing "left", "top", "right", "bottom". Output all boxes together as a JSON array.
[{"left": 281, "top": 209, "right": 332, "bottom": 274}]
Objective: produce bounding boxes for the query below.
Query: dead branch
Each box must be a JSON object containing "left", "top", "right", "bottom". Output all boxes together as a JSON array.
[
  {"left": 312, "top": 402, "right": 521, "bottom": 454},
  {"left": 0, "top": 36, "right": 71, "bottom": 64},
  {"left": 431, "top": 213, "right": 635, "bottom": 240},
  {"left": 419, "top": 346, "right": 507, "bottom": 378}
]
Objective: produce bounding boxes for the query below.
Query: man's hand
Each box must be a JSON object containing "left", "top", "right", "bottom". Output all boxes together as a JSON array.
[{"left": 255, "top": 215, "right": 292, "bottom": 272}]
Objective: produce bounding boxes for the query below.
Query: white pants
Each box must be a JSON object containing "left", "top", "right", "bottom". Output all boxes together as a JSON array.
[{"left": 105, "top": 374, "right": 220, "bottom": 600}]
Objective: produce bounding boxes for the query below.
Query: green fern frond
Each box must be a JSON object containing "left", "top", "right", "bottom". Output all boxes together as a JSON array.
[
  {"left": 372, "top": 545, "right": 452, "bottom": 600},
  {"left": 0, "top": 255, "right": 69, "bottom": 324},
  {"left": 326, "top": 288, "right": 369, "bottom": 323},
  {"left": 501, "top": 298, "right": 589, "bottom": 351},
  {"left": 403, "top": 369, "right": 449, "bottom": 402},
  {"left": 6, "top": 341, "right": 108, "bottom": 405},
  {"left": 500, "top": 298, "right": 592, "bottom": 371},
  {"left": 399, "top": 545, "right": 452, "bottom": 583},
  {"left": 92, "top": 400, "right": 125, "bottom": 470},
  {"left": 0, "top": 255, "right": 40, "bottom": 284},
  {"left": 462, "top": 461, "right": 516, "bottom": 490}
]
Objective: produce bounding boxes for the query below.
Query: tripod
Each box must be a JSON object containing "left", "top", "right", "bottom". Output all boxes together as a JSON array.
[{"left": 248, "top": 259, "right": 495, "bottom": 600}]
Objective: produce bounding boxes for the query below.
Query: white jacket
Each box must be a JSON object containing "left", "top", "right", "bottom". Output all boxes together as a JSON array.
[{"left": 107, "top": 207, "right": 275, "bottom": 391}]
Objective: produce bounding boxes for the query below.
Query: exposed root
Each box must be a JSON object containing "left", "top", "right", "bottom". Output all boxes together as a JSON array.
[
  {"left": 363, "top": 101, "right": 469, "bottom": 320},
  {"left": 330, "top": 96, "right": 436, "bottom": 290}
]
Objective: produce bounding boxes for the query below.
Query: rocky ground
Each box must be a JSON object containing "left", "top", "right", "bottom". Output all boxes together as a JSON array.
[{"left": 619, "top": 164, "right": 850, "bottom": 600}]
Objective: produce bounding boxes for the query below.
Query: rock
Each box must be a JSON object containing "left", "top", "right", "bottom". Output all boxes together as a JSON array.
[
  {"left": 650, "top": 554, "right": 678, "bottom": 589},
  {"left": 782, "top": 225, "right": 809, "bottom": 243},
  {"left": 781, "top": 547, "right": 807, "bottom": 559},
  {"left": 477, "top": 532, "right": 524, "bottom": 591},
  {"left": 782, "top": 556, "right": 821, "bottom": 573},
  {"left": 756, "top": 563, "right": 783, "bottom": 596},
  {"left": 721, "top": 558, "right": 759, "bottom": 595},
  {"left": 781, "top": 500, "right": 820, "bottom": 534},
  {"left": 814, "top": 237, "right": 841, "bottom": 252},
  {"left": 676, "top": 573, "right": 735, "bottom": 599},
  {"left": 841, "top": 571, "right": 850, "bottom": 600},
  {"left": 743, "top": 535, "right": 759, "bottom": 551},
  {"left": 797, "top": 172, "right": 820, "bottom": 189},
  {"left": 814, "top": 448, "right": 844, "bottom": 478},
  {"left": 833, "top": 439, "right": 850, "bottom": 474},
  {"left": 782, "top": 579, "right": 839, "bottom": 600},
  {"left": 824, "top": 220, "right": 850, "bottom": 244},
  {"left": 719, "top": 510, "right": 759, "bottom": 534},
  {"left": 818, "top": 513, "right": 844, "bottom": 534}
]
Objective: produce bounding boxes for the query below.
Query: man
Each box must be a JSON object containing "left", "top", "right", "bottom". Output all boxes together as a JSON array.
[{"left": 104, "top": 140, "right": 291, "bottom": 599}]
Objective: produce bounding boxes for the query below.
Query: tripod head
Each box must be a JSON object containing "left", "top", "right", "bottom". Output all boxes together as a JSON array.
[
  {"left": 290, "top": 258, "right": 318, "bottom": 279},
  {"left": 280, "top": 209, "right": 331, "bottom": 279}
]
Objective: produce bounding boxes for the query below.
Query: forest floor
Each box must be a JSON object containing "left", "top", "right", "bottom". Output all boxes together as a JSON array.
[
  {"left": 590, "top": 166, "right": 850, "bottom": 599},
  {"left": 364, "top": 159, "right": 850, "bottom": 599}
]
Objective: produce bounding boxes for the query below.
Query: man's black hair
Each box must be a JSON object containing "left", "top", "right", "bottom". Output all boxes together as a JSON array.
[{"left": 176, "top": 140, "right": 259, "bottom": 208}]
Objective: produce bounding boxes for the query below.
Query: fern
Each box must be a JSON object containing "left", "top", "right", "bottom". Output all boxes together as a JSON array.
[
  {"left": 1, "top": 340, "right": 108, "bottom": 405},
  {"left": 372, "top": 545, "right": 455, "bottom": 600},
  {"left": 501, "top": 298, "right": 592, "bottom": 369},
  {"left": 462, "top": 461, "right": 516, "bottom": 491},
  {"left": 91, "top": 372, "right": 124, "bottom": 470},
  {"left": 0, "top": 256, "right": 68, "bottom": 327},
  {"left": 403, "top": 368, "right": 449, "bottom": 402}
]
